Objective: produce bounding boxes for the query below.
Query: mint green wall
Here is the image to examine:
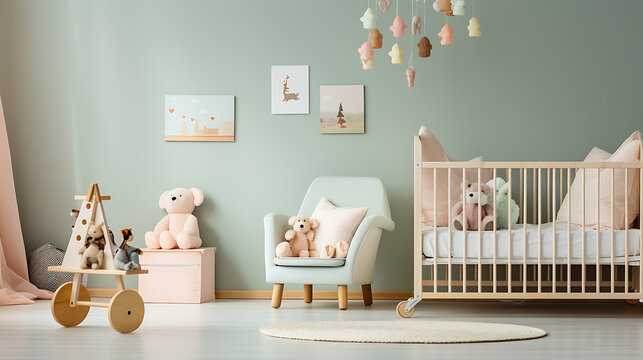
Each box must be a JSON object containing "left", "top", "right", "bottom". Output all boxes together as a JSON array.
[{"left": 1, "top": 0, "right": 642, "bottom": 290}]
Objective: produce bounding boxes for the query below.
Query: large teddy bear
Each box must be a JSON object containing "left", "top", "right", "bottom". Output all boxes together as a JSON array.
[
  {"left": 452, "top": 183, "right": 495, "bottom": 231},
  {"left": 276, "top": 216, "right": 318, "bottom": 257},
  {"left": 145, "top": 188, "right": 204, "bottom": 250}
]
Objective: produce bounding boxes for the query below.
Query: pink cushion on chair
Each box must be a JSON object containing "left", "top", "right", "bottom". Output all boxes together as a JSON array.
[
  {"left": 419, "top": 126, "right": 492, "bottom": 226},
  {"left": 311, "top": 197, "right": 368, "bottom": 255},
  {"left": 557, "top": 131, "right": 641, "bottom": 230}
]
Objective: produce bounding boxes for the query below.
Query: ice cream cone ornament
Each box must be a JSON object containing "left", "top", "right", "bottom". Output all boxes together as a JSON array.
[
  {"left": 412, "top": 15, "right": 421, "bottom": 35},
  {"left": 358, "top": 41, "right": 375, "bottom": 70},
  {"left": 439, "top": 21, "right": 454, "bottom": 45},
  {"left": 406, "top": 66, "right": 416, "bottom": 87},
  {"left": 360, "top": 7, "right": 377, "bottom": 29},
  {"left": 389, "top": 43, "right": 404, "bottom": 64}
]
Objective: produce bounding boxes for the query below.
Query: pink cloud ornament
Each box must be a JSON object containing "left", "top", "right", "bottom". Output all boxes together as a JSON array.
[{"left": 389, "top": 16, "right": 408, "bottom": 38}]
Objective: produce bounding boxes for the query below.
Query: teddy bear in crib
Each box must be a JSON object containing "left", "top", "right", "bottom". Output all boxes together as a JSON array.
[
  {"left": 114, "top": 228, "right": 142, "bottom": 270},
  {"left": 452, "top": 183, "right": 495, "bottom": 231},
  {"left": 276, "top": 216, "right": 319, "bottom": 257},
  {"left": 78, "top": 220, "right": 106, "bottom": 269},
  {"left": 145, "top": 188, "right": 204, "bottom": 250},
  {"left": 486, "top": 177, "right": 520, "bottom": 229}
]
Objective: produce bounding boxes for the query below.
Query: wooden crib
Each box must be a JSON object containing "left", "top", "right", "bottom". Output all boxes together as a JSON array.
[{"left": 397, "top": 136, "right": 643, "bottom": 317}]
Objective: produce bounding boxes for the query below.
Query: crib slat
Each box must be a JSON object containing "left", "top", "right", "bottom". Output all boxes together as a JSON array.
[
  {"left": 552, "top": 168, "right": 557, "bottom": 293},
  {"left": 493, "top": 169, "right": 497, "bottom": 293},
  {"left": 523, "top": 168, "right": 528, "bottom": 293},
  {"left": 547, "top": 168, "right": 551, "bottom": 222},
  {"left": 639, "top": 168, "right": 642, "bottom": 294},
  {"left": 623, "top": 168, "right": 640, "bottom": 294},
  {"left": 538, "top": 168, "right": 542, "bottom": 293},
  {"left": 478, "top": 168, "right": 482, "bottom": 293},
  {"left": 567, "top": 168, "right": 572, "bottom": 293},
  {"left": 434, "top": 168, "right": 438, "bottom": 293},
  {"left": 508, "top": 168, "right": 512, "bottom": 293},
  {"left": 462, "top": 168, "right": 467, "bottom": 294},
  {"left": 597, "top": 168, "right": 600, "bottom": 293},
  {"left": 448, "top": 169, "right": 452, "bottom": 293},
  {"left": 582, "top": 168, "right": 586, "bottom": 293},
  {"left": 611, "top": 168, "right": 615, "bottom": 293},
  {"left": 413, "top": 137, "right": 422, "bottom": 298},
  {"left": 533, "top": 168, "right": 537, "bottom": 224}
]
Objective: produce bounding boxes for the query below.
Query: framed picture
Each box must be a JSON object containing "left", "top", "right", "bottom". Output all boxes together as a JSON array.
[
  {"left": 319, "top": 85, "right": 364, "bottom": 134},
  {"left": 165, "top": 95, "right": 235, "bottom": 142},
  {"left": 271, "top": 65, "right": 309, "bottom": 114}
]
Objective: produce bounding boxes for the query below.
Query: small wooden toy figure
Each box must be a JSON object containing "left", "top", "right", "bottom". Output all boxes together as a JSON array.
[
  {"left": 468, "top": 16, "right": 481, "bottom": 37},
  {"left": 452, "top": 0, "right": 467, "bottom": 15},
  {"left": 412, "top": 15, "right": 421, "bottom": 35},
  {"left": 360, "top": 7, "right": 377, "bottom": 29},
  {"left": 406, "top": 67, "right": 416, "bottom": 87},
  {"left": 389, "top": 16, "right": 408, "bottom": 37},
  {"left": 378, "top": 0, "right": 391, "bottom": 12},
  {"left": 388, "top": 43, "right": 404, "bottom": 64},
  {"left": 358, "top": 41, "right": 375, "bottom": 70},
  {"left": 114, "top": 228, "right": 142, "bottom": 271},
  {"left": 78, "top": 220, "right": 106, "bottom": 270},
  {"left": 439, "top": 23, "right": 454, "bottom": 45},
  {"left": 369, "top": 29, "right": 383, "bottom": 49},
  {"left": 417, "top": 36, "right": 432, "bottom": 57}
]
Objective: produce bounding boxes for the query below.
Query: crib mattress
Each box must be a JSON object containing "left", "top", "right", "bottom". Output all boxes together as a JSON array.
[{"left": 422, "top": 222, "right": 641, "bottom": 260}]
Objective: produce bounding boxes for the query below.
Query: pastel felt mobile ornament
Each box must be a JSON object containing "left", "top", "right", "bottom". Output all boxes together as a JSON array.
[
  {"left": 412, "top": 15, "right": 421, "bottom": 35},
  {"left": 360, "top": 8, "right": 377, "bottom": 29},
  {"left": 378, "top": 0, "right": 391, "bottom": 12},
  {"left": 452, "top": 0, "right": 466, "bottom": 16},
  {"left": 369, "top": 29, "right": 383, "bottom": 49},
  {"left": 388, "top": 43, "right": 404, "bottom": 64},
  {"left": 389, "top": 16, "right": 408, "bottom": 37},
  {"left": 417, "top": 36, "right": 432, "bottom": 57},
  {"left": 406, "top": 67, "right": 416, "bottom": 87},
  {"left": 358, "top": 41, "right": 375, "bottom": 70},
  {"left": 439, "top": 23, "right": 454, "bottom": 45},
  {"left": 468, "top": 17, "right": 481, "bottom": 37}
]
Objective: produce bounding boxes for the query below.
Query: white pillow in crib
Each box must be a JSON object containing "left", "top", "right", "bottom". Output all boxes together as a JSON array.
[
  {"left": 419, "top": 125, "right": 493, "bottom": 227},
  {"left": 557, "top": 131, "right": 641, "bottom": 230}
]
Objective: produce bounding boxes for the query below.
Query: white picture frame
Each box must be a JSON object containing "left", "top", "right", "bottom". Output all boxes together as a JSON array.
[{"left": 271, "top": 65, "right": 309, "bottom": 114}]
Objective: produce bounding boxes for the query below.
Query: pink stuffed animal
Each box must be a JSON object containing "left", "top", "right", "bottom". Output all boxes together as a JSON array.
[
  {"left": 276, "top": 216, "right": 318, "bottom": 257},
  {"left": 452, "top": 183, "right": 494, "bottom": 231},
  {"left": 145, "top": 188, "right": 204, "bottom": 250}
]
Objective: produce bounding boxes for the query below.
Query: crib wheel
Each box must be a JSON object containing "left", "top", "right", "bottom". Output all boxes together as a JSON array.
[
  {"left": 108, "top": 289, "right": 145, "bottom": 333},
  {"left": 396, "top": 301, "right": 415, "bottom": 318},
  {"left": 51, "top": 282, "right": 90, "bottom": 327},
  {"left": 626, "top": 299, "right": 640, "bottom": 305}
]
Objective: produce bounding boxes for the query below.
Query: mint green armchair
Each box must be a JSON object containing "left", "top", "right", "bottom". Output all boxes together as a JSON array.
[{"left": 264, "top": 177, "right": 395, "bottom": 310}]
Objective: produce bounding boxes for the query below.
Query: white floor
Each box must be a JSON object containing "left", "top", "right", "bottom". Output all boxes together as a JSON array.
[{"left": 0, "top": 299, "right": 642, "bottom": 359}]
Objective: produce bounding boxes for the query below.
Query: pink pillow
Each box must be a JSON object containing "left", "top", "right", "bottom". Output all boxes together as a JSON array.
[
  {"left": 557, "top": 131, "right": 641, "bottom": 229},
  {"left": 419, "top": 126, "right": 492, "bottom": 226},
  {"left": 311, "top": 197, "right": 368, "bottom": 255}
]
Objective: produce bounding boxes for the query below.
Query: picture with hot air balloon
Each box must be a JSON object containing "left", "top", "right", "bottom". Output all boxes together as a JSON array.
[{"left": 319, "top": 85, "right": 364, "bottom": 134}]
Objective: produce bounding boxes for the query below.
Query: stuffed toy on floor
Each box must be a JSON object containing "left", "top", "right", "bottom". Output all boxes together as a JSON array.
[
  {"left": 452, "top": 183, "right": 495, "bottom": 231},
  {"left": 486, "top": 177, "right": 520, "bottom": 229},
  {"left": 276, "top": 216, "right": 318, "bottom": 257}
]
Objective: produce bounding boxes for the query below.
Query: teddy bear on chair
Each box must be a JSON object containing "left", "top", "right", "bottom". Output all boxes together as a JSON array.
[
  {"left": 452, "top": 183, "right": 495, "bottom": 231},
  {"left": 145, "top": 188, "right": 204, "bottom": 250},
  {"left": 276, "top": 216, "right": 319, "bottom": 257}
]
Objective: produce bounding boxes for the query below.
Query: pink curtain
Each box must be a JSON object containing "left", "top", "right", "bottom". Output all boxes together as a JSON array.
[{"left": 0, "top": 96, "right": 52, "bottom": 305}]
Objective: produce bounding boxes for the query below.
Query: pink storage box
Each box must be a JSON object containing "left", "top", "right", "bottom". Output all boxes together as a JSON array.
[{"left": 138, "top": 247, "right": 215, "bottom": 303}]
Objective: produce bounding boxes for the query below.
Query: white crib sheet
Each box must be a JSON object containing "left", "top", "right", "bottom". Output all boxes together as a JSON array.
[{"left": 422, "top": 223, "right": 640, "bottom": 260}]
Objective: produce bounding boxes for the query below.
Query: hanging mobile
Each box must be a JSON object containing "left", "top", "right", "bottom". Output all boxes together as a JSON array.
[
  {"left": 369, "top": 29, "right": 383, "bottom": 49},
  {"left": 406, "top": 0, "right": 416, "bottom": 87},
  {"left": 378, "top": 0, "right": 391, "bottom": 12},
  {"left": 360, "top": 7, "right": 377, "bottom": 29},
  {"left": 439, "top": 15, "right": 454, "bottom": 45},
  {"left": 452, "top": 0, "right": 467, "bottom": 16},
  {"left": 468, "top": 0, "right": 481, "bottom": 37},
  {"left": 388, "top": 0, "right": 406, "bottom": 64},
  {"left": 358, "top": 42, "right": 375, "bottom": 70}
]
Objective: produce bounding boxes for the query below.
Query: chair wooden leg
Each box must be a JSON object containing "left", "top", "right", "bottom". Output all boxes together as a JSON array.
[
  {"left": 271, "top": 283, "right": 284, "bottom": 308},
  {"left": 361, "top": 284, "right": 373, "bottom": 305},
  {"left": 304, "top": 284, "right": 313, "bottom": 303},
  {"left": 338, "top": 285, "right": 348, "bottom": 310}
]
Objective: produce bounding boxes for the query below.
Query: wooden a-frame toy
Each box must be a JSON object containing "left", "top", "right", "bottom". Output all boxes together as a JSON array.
[{"left": 48, "top": 184, "right": 148, "bottom": 333}]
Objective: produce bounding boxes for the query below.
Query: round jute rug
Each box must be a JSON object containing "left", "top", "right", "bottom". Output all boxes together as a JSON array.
[{"left": 260, "top": 320, "right": 547, "bottom": 344}]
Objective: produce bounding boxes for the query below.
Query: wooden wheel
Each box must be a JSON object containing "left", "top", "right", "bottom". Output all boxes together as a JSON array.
[
  {"left": 396, "top": 301, "right": 415, "bottom": 318},
  {"left": 108, "top": 289, "right": 145, "bottom": 333},
  {"left": 51, "top": 282, "right": 90, "bottom": 327},
  {"left": 626, "top": 299, "right": 640, "bottom": 305}
]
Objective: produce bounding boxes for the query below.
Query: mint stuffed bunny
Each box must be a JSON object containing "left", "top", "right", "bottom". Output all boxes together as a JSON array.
[{"left": 486, "top": 177, "right": 520, "bottom": 229}]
